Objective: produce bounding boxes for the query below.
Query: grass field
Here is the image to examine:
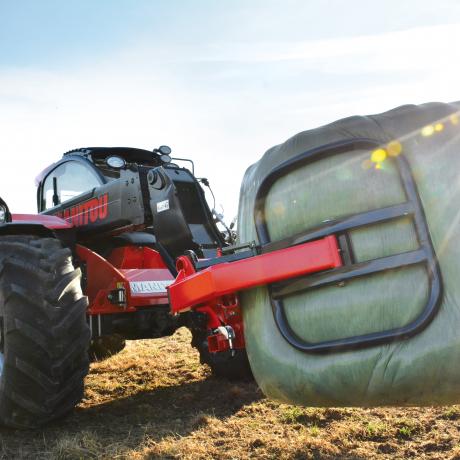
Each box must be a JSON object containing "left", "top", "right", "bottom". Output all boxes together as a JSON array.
[{"left": 1, "top": 328, "right": 460, "bottom": 459}]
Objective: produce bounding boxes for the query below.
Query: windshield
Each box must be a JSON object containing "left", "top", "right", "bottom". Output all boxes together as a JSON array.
[{"left": 42, "top": 161, "right": 102, "bottom": 210}]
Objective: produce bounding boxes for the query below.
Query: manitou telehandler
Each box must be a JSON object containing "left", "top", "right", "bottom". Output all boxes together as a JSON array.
[{"left": 0, "top": 145, "right": 343, "bottom": 428}]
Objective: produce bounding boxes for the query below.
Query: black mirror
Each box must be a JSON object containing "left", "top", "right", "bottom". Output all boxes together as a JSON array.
[
  {"left": 159, "top": 145, "right": 172, "bottom": 155},
  {"left": 160, "top": 154, "right": 172, "bottom": 163}
]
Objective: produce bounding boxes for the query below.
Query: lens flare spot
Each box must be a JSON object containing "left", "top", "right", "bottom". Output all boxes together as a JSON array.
[
  {"left": 450, "top": 114, "right": 459, "bottom": 125},
  {"left": 371, "top": 148, "right": 387, "bottom": 163},
  {"left": 421, "top": 125, "right": 435, "bottom": 137},
  {"left": 434, "top": 123, "right": 444, "bottom": 132},
  {"left": 387, "top": 140, "right": 402, "bottom": 157},
  {"left": 375, "top": 163, "right": 382, "bottom": 170}
]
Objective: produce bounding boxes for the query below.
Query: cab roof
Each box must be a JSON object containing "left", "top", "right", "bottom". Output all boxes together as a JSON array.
[
  {"left": 64, "top": 147, "right": 162, "bottom": 165},
  {"left": 36, "top": 147, "right": 162, "bottom": 186}
]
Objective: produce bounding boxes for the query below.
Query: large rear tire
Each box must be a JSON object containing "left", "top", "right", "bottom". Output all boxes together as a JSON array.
[{"left": 0, "top": 235, "right": 90, "bottom": 429}]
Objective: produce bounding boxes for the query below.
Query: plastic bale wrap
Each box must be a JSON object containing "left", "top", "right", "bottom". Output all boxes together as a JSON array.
[{"left": 237, "top": 101, "right": 460, "bottom": 406}]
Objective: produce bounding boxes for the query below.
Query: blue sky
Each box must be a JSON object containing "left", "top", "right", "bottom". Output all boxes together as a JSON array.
[{"left": 1, "top": 0, "right": 460, "bottom": 217}]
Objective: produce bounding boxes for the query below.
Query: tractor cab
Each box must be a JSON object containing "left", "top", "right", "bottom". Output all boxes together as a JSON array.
[{"left": 36, "top": 146, "right": 226, "bottom": 263}]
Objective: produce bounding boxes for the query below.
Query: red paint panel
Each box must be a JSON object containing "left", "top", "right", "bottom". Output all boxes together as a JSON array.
[
  {"left": 11, "top": 213, "right": 73, "bottom": 229},
  {"left": 121, "top": 268, "right": 172, "bottom": 304},
  {"left": 75, "top": 244, "right": 129, "bottom": 314},
  {"left": 107, "top": 246, "right": 167, "bottom": 269},
  {"left": 76, "top": 244, "right": 172, "bottom": 314}
]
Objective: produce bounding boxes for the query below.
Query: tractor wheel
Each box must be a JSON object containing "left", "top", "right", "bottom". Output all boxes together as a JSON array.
[
  {"left": 0, "top": 235, "right": 90, "bottom": 429},
  {"left": 191, "top": 330, "right": 253, "bottom": 381}
]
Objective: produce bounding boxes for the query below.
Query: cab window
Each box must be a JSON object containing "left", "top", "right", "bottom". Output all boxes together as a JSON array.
[{"left": 42, "top": 161, "right": 102, "bottom": 210}]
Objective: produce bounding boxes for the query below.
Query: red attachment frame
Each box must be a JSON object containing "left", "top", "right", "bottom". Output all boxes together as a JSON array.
[
  {"left": 169, "top": 235, "right": 342, "bottom": 313},
  {"left": 168, "top": 235, "right": 342, "bottom": 353},
  {"left": 74, "top": 235, "right": 341, "bottom": 355},
  {"left": 197, "top": 294, "right": 246, "bottom": 352},
  {"left": 208, "top": 331, "right": 232, "bottom": 353}
]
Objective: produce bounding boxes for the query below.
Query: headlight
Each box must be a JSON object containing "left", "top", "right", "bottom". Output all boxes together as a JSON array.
[{"left": 106, "top": 155, "right": 126, "bottom": 169}]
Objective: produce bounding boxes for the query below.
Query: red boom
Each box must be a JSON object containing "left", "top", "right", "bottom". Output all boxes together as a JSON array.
[{"left": 168, "top": 235, "right": 342, "bottom": 314}]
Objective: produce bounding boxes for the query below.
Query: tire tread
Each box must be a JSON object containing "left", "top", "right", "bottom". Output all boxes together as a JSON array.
[{"left": 0, "top": 235, "right": 89, "bottom": 428}]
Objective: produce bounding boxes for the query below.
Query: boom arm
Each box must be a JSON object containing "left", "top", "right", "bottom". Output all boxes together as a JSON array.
[{"left": 169, "top": 235, "right": 342, "bottom": 313}]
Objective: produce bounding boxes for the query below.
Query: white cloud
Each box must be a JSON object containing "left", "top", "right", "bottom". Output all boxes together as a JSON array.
[{"left": 139, "top": 23, "right": 460, "bottom": 72}]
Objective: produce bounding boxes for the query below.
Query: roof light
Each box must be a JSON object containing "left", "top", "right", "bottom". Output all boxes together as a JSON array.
[{"left": 106, "top": 156, "right": 126, "bottom": 169}]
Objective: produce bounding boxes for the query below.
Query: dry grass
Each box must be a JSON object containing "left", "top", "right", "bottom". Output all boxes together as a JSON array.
[{"left": 1, "top": 328, "right": 460, "bottom": 459}]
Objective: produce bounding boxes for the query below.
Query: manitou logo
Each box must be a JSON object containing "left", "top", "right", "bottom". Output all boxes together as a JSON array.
[{"left": 55, "top": 193, "right": 109, "bottom": 227}]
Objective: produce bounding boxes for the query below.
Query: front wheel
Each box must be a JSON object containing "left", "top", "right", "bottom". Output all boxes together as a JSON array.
[
  {"left": 191, "top": 329, "right": 253, "bottom": 381},
  {"left": 0, "top": 236, "right": 90, "bottom": 429}
]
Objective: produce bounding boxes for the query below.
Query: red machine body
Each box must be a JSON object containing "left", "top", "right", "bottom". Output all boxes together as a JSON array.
[{"left": 0, "top": 146, "right": 351, "bottom": 431}]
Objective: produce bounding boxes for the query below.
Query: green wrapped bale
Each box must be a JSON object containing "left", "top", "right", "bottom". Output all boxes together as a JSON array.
[{"left": 238, "top": 101, "right": 460, "bottom": 406}]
